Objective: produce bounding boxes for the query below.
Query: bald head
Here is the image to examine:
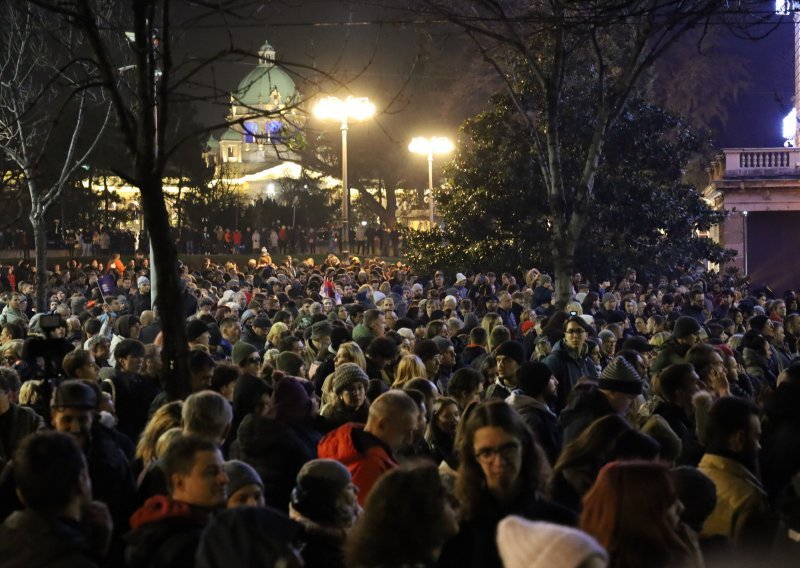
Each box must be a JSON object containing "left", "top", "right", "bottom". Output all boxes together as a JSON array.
[{"left": 365, "top": 391, "right": 419, "bottom": 452}]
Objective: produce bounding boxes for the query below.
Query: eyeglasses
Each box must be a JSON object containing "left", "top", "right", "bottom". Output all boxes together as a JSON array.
[
  {"left": 565, "top": 328, "right": 586, "bottom": 335},
  {"left": 475, "top": 442, "right": 520, "bottom": 464}
]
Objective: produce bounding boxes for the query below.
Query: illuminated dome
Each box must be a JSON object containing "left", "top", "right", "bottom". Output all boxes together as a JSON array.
[{"left": 234, "top": 41, "right": 297, "bottom": 107}]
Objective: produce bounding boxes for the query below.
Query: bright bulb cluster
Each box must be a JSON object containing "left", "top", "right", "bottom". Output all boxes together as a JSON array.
[
  {"left": 408, "top": 136, "right": 454, "bottom": 156},
  {"left": 313, "top": 96, "right": 376, "bottom": 122}
]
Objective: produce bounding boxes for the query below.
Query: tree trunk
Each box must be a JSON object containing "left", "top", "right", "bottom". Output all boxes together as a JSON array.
[
  {"left": 139, "top": 175, "right": 191, "bottom": 399},
  {"left": 552, "top": 233, "right": 578, "bottom": 309},
  {"left": 31, "top": 211, "right": 47, "bottom": 314}
]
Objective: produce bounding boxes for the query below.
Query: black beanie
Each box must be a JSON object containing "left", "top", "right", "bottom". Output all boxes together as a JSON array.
[
  {"left": 515, "top": 362, "right": 553, "bottom": 397},
  {"left": 495, "top": 341, "right": 525, "bottom": 366},
  {"left": 672, "top": 316, "right": 701, "bottom": 339}
]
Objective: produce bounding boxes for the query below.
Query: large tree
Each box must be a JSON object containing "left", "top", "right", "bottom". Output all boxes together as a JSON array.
[
  {"left": 402, "top": 0, "right": 768, "bottom": 304},
  {"left": 403, "top": 93, "right": 733, "bottom": 280}
]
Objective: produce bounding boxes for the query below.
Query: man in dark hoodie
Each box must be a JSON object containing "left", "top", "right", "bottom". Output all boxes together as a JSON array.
[
  {"left": 506, "top": 362, "right": 562, "bottom": 465},
  {"left": 542, "top": 316, "right": 598, "bottom": 410},
  {"left": 126, "top": 434, "right": 228, "bottom": 568}
]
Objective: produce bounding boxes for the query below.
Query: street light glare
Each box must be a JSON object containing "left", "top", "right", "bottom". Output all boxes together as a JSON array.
[
  {"left": 313, "top": 96, "right": 375, "bottom": 122},
  {"left": 408, "top": 136, "right": 454, "bottom": 155}
]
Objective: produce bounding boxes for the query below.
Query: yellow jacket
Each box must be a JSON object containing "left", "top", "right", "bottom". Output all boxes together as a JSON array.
[{"left": 699, "top": 453, "right": 774, "bottom": 549}]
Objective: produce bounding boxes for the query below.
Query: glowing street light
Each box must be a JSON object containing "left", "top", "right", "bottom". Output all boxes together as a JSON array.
[
  {"left": 408, "top": 136, "right": 454, "bottom": 226},
  {"left": 314, "top": 96, "right": 376, "bottom": 254}
]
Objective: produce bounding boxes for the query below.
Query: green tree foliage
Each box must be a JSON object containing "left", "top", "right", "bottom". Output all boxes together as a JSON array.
[{"left": 403, "top": 95, "right": 733, "bottom": 281}]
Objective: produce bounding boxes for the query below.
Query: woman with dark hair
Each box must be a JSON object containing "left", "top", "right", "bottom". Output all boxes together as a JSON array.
[
  {"left": 581, "top": 292, "right": 601, "bottom": 317},
  {"left": 345, "top": 464, "right": 458, "bottom": 568},
  {"left": 439, "top": 400, "right": 576, "bottom": 568},
  {"left": 424, "top": 397, "right": 460, "bottom": 465},
  {"left": 540, "top": 311, "right": 570, "bottom": 345},
  {"left": 581, "top": 461, "right": 702, "bottom": 568}
]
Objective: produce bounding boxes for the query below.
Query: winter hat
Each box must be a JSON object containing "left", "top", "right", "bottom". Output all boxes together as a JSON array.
[
  {"left": 413, "top": 339, "right": 440, "bottom": 362},
  {"left": 494, "top": 341, "right": 526, "bottom": 366},
  {"left": 240, "top": 309, "right": 257, "bottom": 325},
  {"left": 224, "top": 460, "right": 263, "bottom": 498},
  {"left": 496, "top": 516, "right": 608, "bottom": 568},
  {"left": 598, "top": 356, "right": 643, "bottom": 395},
  {"left": 275, "top": 352, "right": 305, "bottom": 376},
  {"left": 330, "top": 327, "right": 352, "bottom": 351},
  {"left": 455, "top": 273, "right": 467, "bottom": 285},
  {"left": 266, "top": 377, "right": 312, "bottom": 423},
  {"left": 516, "top": 362, "right": 554, "bottom": 398},
  {"left": 137, "top": 276, "right": 150, "bottom": 287},
  {"left": 311, "top": 320, "right": 333, "bottom": 340},
  {"left": 443, "top": 295, "right": 458, "bottom": 307},
  {"left": 51, "top": 380, "right": 98, "bottom": 410},
  {"left": 333, "top": 362, "right": 369, "bottom": 395},
  {"left": 672, "top": 316, "right": 701, "bottom": 339},
  {"left": 432, "top": 336, "right": 453, "bottom": 354},
  {"left": 396, "top": 328, "right": 415, "bottom": 342},
  {"left": 232, "top": 341, "right": 259, "bottom": 366},
  {"left": 621, "top": 335, "right": 655, "bottom": 353},
  {"left": 186, "top": 320, "right": 210, "bottom": 342},
  {"left": 252, "top": 315, "right": 271, "bottom": 329},
  {"left": 290, "top": 459, "right": 354, "bottom": 525},
  {"left": 372, "top": 291, "right": 386, "bottom": 304}
]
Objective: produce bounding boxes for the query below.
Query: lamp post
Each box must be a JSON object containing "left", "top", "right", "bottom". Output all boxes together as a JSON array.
[
  {"left": 408, "top": 136, "right": 454, "bottom": 227},
  {"left": 313, "top": 96, "right": 375, "bottom": 255}
]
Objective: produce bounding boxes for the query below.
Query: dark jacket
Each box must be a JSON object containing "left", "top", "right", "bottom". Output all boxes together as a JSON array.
[
  {"left": 231, "top": 372, "right": 271, "bottom": 442},
  {"left": 542, "top": 339, "right": 598, "bottom": 411},
  {"left": 0, "top": 403, "right": 43, "bottom": 469},
  {"left": 231, "top": 413, "right": 319, "bottom": 512},
  {"left": 651, "top": 337, "right": 691, "bottom": 374},
  {"left": 438, "top": 489, "right": 576, "bottom": 568},
  {"left": 125, "top": 496, "right": 209, "bottom": 568},
  {"left": 506, "top": 393, "right": 562, "bottom": 465},
  {"left": 240, "top": 327, "right": 265, "bottom": 354},
  {"left": 131, "top": 293, "right": 151, "bottom": 318},
  {"left": 86, "top": 424, "right": 137, "bottom": 539},
  {"left": 653, "top": 401, "right": 703, "bottom": 466},
  {"left": 100, "top": 369, "right": 161, "bottom": 443},
  {"left": 461, "top": 345, "right": 486, "bottom": 368},
  {"left": 0, "top": 510, "right": 101, "bottom": 568},
  {"left": 558, "top": 387, "right": 616, "bottom": 444}
]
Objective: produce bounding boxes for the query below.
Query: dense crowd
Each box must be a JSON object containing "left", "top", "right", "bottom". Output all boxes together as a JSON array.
[{"left": 0, "top": 252, "right": 797, "bottom": 568}]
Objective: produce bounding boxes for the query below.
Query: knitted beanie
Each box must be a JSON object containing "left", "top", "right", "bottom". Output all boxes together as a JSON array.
[
  {"left": 223, "top": 460, "right": 263, "bottom": 498},
  {"left": 495, "top": 341, "right": 526, "bottom": 366},
  {"left": 598, "top": 356, "right": 643, "bottom": 395},
  {"left": 515, "top": 362, "right": 554, "bottom": 398},
  {"left": 275, "top": 351, "right": 305, "bottom": 376},
  {"left": 672, "top": 316, "right": 701, "bottom": 339},
  {"left": 290, "top": 459, "right": 353, "bottom": 525},
  {"left": 232, "top": 341, "right": 258, "bottom": 366},
  {"left": 186, "top": 319, "right": 210, "bottom": 342},
  {"left": 496, "top": 516, "right": 608, "bottom": 568},
  {"left": 333, "top": 362, "right": 369, "bottom": 394}
]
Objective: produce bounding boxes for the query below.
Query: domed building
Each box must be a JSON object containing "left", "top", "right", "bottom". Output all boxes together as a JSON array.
[{"left": 203, "top": 40, "right": 322, "bottom": 199}]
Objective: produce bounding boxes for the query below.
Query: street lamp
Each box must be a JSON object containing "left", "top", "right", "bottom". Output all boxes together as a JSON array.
[
  {"left": 313, "top": 96, "right": 376, "bottom": 255},
  {"left": 408, "top": 136, "right": 454, "bottom": 227}
]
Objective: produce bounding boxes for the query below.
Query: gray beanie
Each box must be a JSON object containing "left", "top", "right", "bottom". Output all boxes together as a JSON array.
[
  {"left": 598, "top": 356, "right": 642, "bottom": 395},
  {"left": 223, "top": 460, "right": 263, "bottom": 498},
  {"left": 333, "top": 362, "right": 369, "bottom": 394},
  {"left": 290, "top": 459, "right": 353, "bottom": 524}
]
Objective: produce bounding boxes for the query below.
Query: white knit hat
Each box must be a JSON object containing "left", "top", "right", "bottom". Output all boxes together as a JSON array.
[{"left": 496, "top": 516, "right": 608, "bottom": 568}]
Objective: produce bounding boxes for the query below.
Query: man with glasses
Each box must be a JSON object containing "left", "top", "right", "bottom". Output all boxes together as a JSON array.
[{"left": 542, "top": 316, "right": 598, "bottom": 411}]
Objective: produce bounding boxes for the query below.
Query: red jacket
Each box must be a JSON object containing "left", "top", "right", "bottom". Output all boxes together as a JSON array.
[{"left": 317, "top": 423, "right": 396, "bottom": 505}]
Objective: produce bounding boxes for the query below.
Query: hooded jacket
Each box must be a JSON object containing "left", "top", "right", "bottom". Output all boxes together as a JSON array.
[
  {"left": 506, "top": 392, "right": 562, "bottom": 465},
  {"left": 542, "top": 339, "right": 598, "bottom": 411},
  {"left": 317, "top": 423, "right": 396, "bottom": 505},
  {"left": 125, "top": 495, "right": 210, "bottom": 568}
]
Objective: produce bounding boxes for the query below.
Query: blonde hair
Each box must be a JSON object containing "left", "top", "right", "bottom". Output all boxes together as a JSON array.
[
  {"left": 135, "top": 401, "right": 183, "bottom": 466},
  {"left": 649, "top": 331, "right": 671, "bottom": 348},
  {"left": 267, "top": 322, "right": 290, "bottom": 347},
  {"left": 337, "top": 342, "right": 366, "bottom": 370},
  {"left": 154, "top": 427, "right": 183, "bottom": 460},
  {"left": 481, "top": 313, "right": 503, "bottom": 335},
  {"left": 392, "top": 354, "right": 426, "bottom": 388}
]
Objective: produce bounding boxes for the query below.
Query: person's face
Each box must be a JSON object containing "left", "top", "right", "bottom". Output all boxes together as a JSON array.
[
  {"left": 485, "top": 299, "right": 499, "bottom": 312},
  {"left": 75, "top": 355, "right": 100, "bottom": 381},
  {"left": 565, "top": 323, "right": 587, "bottom": 351},
  {"left": 384, "top": 311, "right": 397, "bottom": 330},
  {"left": 110, "top": 299, "right": 121, "bottom": 312},
  {"left": 341, "top": 382, "right": 366, "bottom": 409},
  {"left": 119, "top": 354, "right": 144, "bottom": 374},
  {"left": 172, "top": 449, "right": 228, "bottom": 509},
  {"left": 483, "top": 364, "right": 498, "bottom": 384},
  {"left": 604, "top": 391, "right": 637, "bottom": 416},
  {"left": 473, "top": 426, "right": 522, "bottom": 493},
  {"left": 382, "top": 298, "right": 395, "bottom": 311},
  {"left": 662, "top": 302, "right": 674, "bottom": 314},
  {"left": 692, "top": 293, "right": 704, "bottom": 308},
  {"left": 336, "top": 306, "right": 348, "bottom": 320},
  {"left": 434, "top": 275, "right": 444, "bottom": 287},
  {"left": 589, "top": 346, "right": 601, "bottom": 365},
  {"left": 322, "top": 299, "right": 334, "bottom": 312},
  {"left": 459, "top": 387, "right": 482, "bottom": 409},
  {"left": 624, "top": 300, "right": 636, "bottom": 313},
  {"left": 378, "top": 409, "right": 419, "bottom": 452},
  {"left": 242, "top": 353, "right": 262, "bottom": 376},
  {"left": 601, "top": 337, "right": 617, "bottom": 357},
  {"left": 604, "top": 298, "right": 618, "bottom": 311},
  {"left": 8, "top": 296, "right": 20, "bottom": 309},
  {"left": 0, "top": 328, "right": 11, "bottom": 344},
  {"left": 774, "top": 325, "right": 785, "bottom": 344},
  {"left": 499, "top": 295, "right": 512, "bottom": 310},
  {"left": 51, "top": 407, "right": 93, "bottom": 446},
  {"left": 441, "top": 346, "right": 456, "bottom": 368},
  {"left": 436, "top": 403, "right": 460, "bottom": 434},
  {"left": 496, "top": 355, "right": 519, "bottom": 381},
  {"left": 426, "top": 301, "right": 439, "bottom": 317},
  {"left": 227, "top": 483, "right": 265, "bottom": 509},
  {"left": 191, "top": 365, "right": 214, "bottom": 391},
  {"left": 635, "top": 317, "right": 648, "bottom": 334},
  {"left": 1, "top": 350, "right": 17, "bottom": 367},
  {"left": 370, "top": 314, "right": 386, "bottom": 337},
  {"left": 424, "top": 354, "right": 441, "bottom": 378}
]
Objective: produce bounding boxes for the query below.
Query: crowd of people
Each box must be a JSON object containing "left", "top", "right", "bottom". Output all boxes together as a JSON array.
[{"left": 0, "top": 252, "right": 798, "bottom": 567}]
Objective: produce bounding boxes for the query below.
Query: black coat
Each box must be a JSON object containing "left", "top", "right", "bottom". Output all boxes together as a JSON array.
[
  {"left": 0, "top": 510, "right": 100, "bottom": 568},
  {"left": 653, "top": 401, "right": 703, "bottom": 466},
  {"left": 558, "top": 387, "right": 615, "bottom": 445},
  {"left": 438, "top": 489, "right": 576, "bottom": 568}
]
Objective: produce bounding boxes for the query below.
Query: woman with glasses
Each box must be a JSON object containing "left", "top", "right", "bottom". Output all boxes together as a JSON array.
[{"left": 439, "top": 400, "right": 576, "bottom": 568}]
